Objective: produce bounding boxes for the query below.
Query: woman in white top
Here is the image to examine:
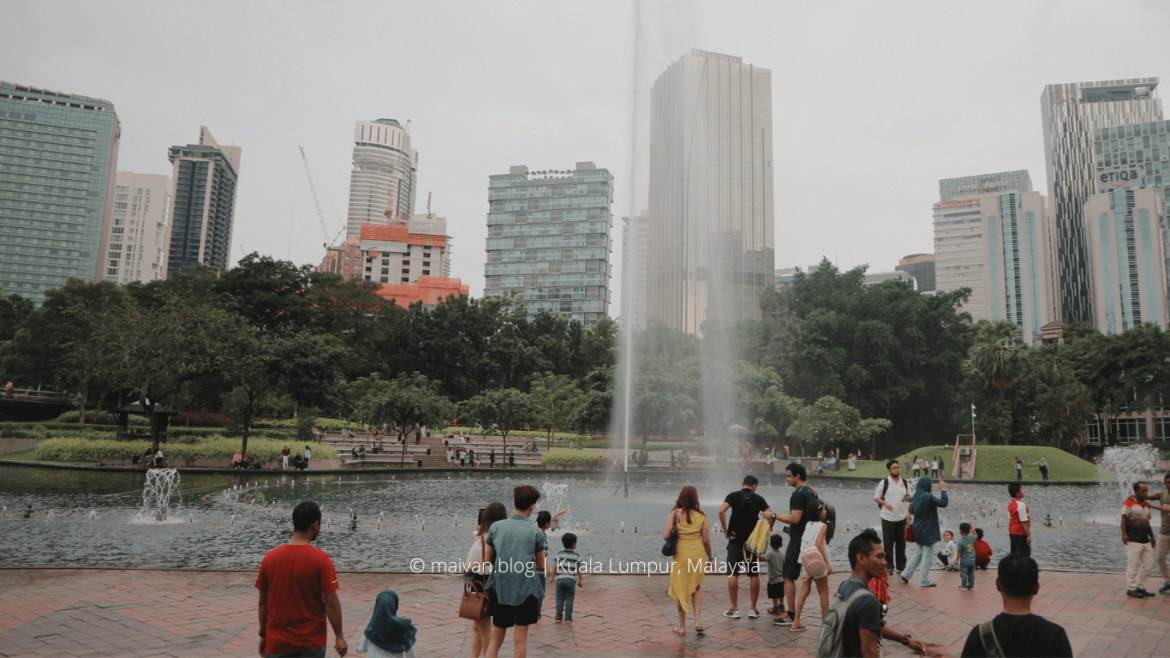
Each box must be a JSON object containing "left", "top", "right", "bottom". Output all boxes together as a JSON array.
[
  {"left": 466, "top": 501, "right": 508, "bottom": 658},
  {"left": 446, "top": 448, "right": 454, "bottom": 466},
  {"left": 790, "top": 501, "right": 832, "bottom": 632}
]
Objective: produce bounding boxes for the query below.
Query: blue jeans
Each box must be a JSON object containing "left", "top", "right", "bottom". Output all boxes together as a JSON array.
[
  {"left": 901, "top": 543, "right": 933, "bottom": 586},
  {"left": 555, "top": 579, "right": 577, "bottom": 621},
  {"left": 960, "top": 562, "right": 975, "bottom": 589}
]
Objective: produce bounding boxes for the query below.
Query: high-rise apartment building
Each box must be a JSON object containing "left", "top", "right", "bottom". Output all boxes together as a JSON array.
[
  {"left": 0, "top": 81, "right": 120, "bottom": 304},
  {"left": 166, "top": 127, "right": 241, "bottom": 276},
  {"left": 484, "top": 163, "right": 613, "bottom": 327},
  {"left": 896, "top": 253, "right": 935, "bottom": 292},
  {"left": 107, "top": 172, "right": 171, "bottom": 283},
  {"left": 647, "top": 50, "right": 774, "bottom": 335},
  {"left": 934, "top": 170, "right": 1060, "bottom": 343},
  {"left": 1041, "top": 78, "right": 1162, "bottom": 324},
  {"left": 620, "top": 214, "right": 649, "bottom": 330},
  {"left": 1084, "top": 188, "right": 1168, "bottom": 334},
  {"left": 345, "top": 119, "right": 417, "bottom": 239}
]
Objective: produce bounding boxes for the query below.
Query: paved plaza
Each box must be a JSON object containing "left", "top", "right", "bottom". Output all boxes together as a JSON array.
[{"left": 0, "top": 567, "right": 1167, "bottom": 657}]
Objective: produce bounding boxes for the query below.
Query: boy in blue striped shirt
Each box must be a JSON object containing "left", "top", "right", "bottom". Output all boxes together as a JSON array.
[{"left": 551, "top": 533, "right": 584, "bottom": 623}]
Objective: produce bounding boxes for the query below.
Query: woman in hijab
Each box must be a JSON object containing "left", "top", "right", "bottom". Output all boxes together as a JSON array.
[
  {"left": 899, "top": 475, "right": 948, "bottom": 587},
  {"left": 356, "top": 589, "right": 418, "bottom": 658}
]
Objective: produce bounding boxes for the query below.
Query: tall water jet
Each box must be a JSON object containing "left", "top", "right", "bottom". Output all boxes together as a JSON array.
[{"left": 141, "top": 469, "right": 180, "bottom": 522}]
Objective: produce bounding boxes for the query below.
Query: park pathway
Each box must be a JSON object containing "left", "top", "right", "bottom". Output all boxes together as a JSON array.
[{"left": 0, "top": 567, "right": 1167, "bottom": 657}]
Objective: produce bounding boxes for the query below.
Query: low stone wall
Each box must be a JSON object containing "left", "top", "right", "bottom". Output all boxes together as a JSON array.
[
  {"left": 0, "top": 438, "right": 41, "bottom": 454},
  {"left": 101, "top": 456, "right": 338, "bottom": 470}
]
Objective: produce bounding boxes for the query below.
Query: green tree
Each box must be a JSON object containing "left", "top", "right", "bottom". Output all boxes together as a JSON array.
[
  {"left": 530, "top": 372, "right": 579, "bottom": 447},
  {"left": 623, "top": 322, "right": 700, "bottom": 452},
  {"left": 89, "top": 297, "right": 251, "bottom": 449},
  {"left": 964, "top": 320, "right": 1028, "bottom": 443},
  {"left": 734, "top": 361, "right": 799, "bottom": 445},
  {"left": 461, "top": 387, "right": 536, "bottom": 450},
  {"left": 1026, "top": 351, "right": 1095, "bottom": 452},
  {"left": 788, "top": 396, "right": 863, "bottom": 456},
  {"left": 351, "top": 373, "right": 455, "bottom": 466},
  {"left": 0, "top": 289, "right": 34, "bottom": 344}
]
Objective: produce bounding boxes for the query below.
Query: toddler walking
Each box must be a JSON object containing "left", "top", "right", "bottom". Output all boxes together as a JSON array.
[
  {"left": 552, "top": 533, "right": 583, "bottom": 623},
  {"left": 955, "top": 523, "right": 976, "bottom": 590},
  {"left": 764, "top": 534, "right": 789, "bottom": 620}
]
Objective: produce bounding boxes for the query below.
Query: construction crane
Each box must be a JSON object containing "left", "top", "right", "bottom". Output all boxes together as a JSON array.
[{"left": 298, "top": 146, "right": 346, "bottom": 247}]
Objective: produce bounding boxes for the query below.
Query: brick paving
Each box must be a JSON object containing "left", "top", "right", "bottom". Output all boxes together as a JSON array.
[{"left": 0, "top": 568, "right": 1167, "bottom": 657}]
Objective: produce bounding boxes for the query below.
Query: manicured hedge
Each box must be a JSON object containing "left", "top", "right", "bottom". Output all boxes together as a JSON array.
[
  {"left": 34, "top": 436, "right": 337, "bottom": 463},
  {"left": 252, "top": 417, "right": 364, "bottom": 431},
  {"left": 55, "top": 411, "right": 149, "bottom": 426},
  {"left": 540, "top": 449, "right": 603, "bottom": 468}
]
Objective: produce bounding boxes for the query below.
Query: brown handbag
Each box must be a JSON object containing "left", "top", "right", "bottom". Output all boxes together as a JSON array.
[
  {"left": 459, "top": 538, "right": 493, "bottom": 620},
  {"left": 904, "top": 503, "right": 914, "bottom": 542}
]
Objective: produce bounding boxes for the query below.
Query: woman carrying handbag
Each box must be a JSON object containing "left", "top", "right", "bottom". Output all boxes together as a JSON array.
[
  {"left": 463, "top": 502, "right": 508, "bottom": 658},
  {"left": 664, "top": 485, "right": 713, "bottom": 636}
]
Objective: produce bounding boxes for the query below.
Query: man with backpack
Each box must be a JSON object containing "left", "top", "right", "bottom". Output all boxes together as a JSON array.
[
  {"left": 817, "top": 529, "right": 929, "bottom": 657},
  {"left": 718, "top": 474, "right": 775, "bottom": 620},
  {"left": 959, "top": 553, "right": 1071, "bottom": 657},
  {"left": 873, "top": 459, "right": 910, "bottom": 576}
]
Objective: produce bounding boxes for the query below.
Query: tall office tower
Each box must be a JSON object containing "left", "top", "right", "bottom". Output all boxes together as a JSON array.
[
  {"left": 484, "top": 163, "right": 613, "bottom": 327},
  {"left": 1084, "top": 188, "right": 1168, "bottom": 334},
  {"left": 345, "top": 119, "right": 418, "bottom": 239},
  {"left": 647, "top": 50, "right": 774, "bottom": 335},
  {"left": 896, "top": 253, "right": 935, "bottom": 292},
  {"left": 166, "top": 127, "right": 241, "bottom": 276},
  {"left": 107, "top": 172, "right": 171, "bottom": 283},
  {"left": 620, "top": 214, "right": 649, "bottom": 330},
  {"left": 0, "top": 81, "right": 120, "bottom": 304},
  {"left": 1091, "top": 118, "right": 1170, "bottom": 279},
  {"left": 1041, "top": 78, "right": 1161, "bottom": 324},
  {"left": 933, "top": 171, "right": 1061, "bottom": 344}
]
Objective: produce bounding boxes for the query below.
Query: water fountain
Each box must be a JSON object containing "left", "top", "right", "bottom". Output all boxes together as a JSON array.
[
  {"left": 140, "top": 468, "right": 181, "bottom": 522},
  {"left": 539, "top": 482, "right": 572, "bottom": 531},
  {"left": 1098, "top": 444, "right": 1161, "bottom": 495}
]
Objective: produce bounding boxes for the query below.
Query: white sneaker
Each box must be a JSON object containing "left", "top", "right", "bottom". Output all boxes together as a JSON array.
[
  {"left": 747, "top": 608, "right": 760, "bottom": 619},
  {"left": 723, "top": 608, "right": 740, "bottom": 619}
]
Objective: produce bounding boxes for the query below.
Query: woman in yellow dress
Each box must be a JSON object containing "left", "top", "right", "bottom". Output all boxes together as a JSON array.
[{"left": 664, "top": 485, "right": 713, "bottom": 636}]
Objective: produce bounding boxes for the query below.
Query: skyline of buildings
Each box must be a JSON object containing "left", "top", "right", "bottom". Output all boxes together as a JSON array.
[
  {"left": 166, "top": 127, "right": 241, "bottom": 276},
  {"left": 1041, "top": 78, "right": 1163, "bottom": 325},
  {"left": 483, "top": 162, "right": 613, "bottom": 327},
  {"left": 896, "top": 253, "right": 935, "bottom": 292},
  {"left": 345, "top": 118, "right": 418, "bottom": 239},
  {"left": 646, "top": 49, "right": 775, "bottom": 336},
  {"left": 107, "top": 172, "right": 171, "bottom": 283},
  {"left": 0, "top": 80, "right": 120, "bottom": 305}
]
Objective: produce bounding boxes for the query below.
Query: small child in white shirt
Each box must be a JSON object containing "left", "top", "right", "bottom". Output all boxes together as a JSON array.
[{"left": 936, "top": 530, "right": 958, "bottom": 571}]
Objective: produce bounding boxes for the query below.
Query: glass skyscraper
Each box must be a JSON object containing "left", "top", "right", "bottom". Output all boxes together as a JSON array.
[
  {"left": 647, "top": 50, "right": 774, "bottom": 335},
  {"left": 1041, "top": 78, "right": 1162, "bottom": 324},
  {"left": 166, "top": 127, "right": 241, "bottom": 276},
  {"left": 346, "top": 119, "right": 417, "bottom": 239},
  {"left": 1090, "top": 117, "right": 1170, "bottom": 282},
  {"left": 0, "top": 81, "right": 120, "bottom": 304},
  {"left": 1084, "top": 188, "right": 1167, "bottom": 334},
  {"left": 483, "top": 162, "right": 613, "bottom": 327}
]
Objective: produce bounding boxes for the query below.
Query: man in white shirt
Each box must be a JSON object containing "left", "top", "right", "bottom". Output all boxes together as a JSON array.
[{"left": 873, "top": 459, "right": 910, "bottom": 575}]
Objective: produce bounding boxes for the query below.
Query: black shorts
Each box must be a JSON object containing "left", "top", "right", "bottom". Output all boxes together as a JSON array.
[
  {"left": 725, "top": 542, "right": 761, "bottom": 577},
  {"left": 492, "top": 594, "right": 540, "bottom": 628},
  {"left": 782, "top": 535, "right": 803, "bottom": 581},
  {"left": 766, "top": 581, "right": 785, "bottom": 599}
]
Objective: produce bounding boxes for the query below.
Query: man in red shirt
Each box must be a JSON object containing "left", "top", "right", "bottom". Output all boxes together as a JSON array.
[
  {"left": 256, "top": 501, "right": 347, "bottom": 657},
  {"left": 1007, "top": 483, "right": 1031, "bottom": 558}
]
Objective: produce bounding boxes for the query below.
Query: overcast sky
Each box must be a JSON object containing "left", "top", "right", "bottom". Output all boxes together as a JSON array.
[{"left": 6, "top": 0, "right": 1170, "bottom": 309}]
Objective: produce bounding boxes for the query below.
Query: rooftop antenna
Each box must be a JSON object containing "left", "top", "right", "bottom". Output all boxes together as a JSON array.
[
  {"left": 405, "top": 118, "right": 411, "bottom": 132},
  {"left": 427, "top": 191, "right": 432, "bottom": 219}
]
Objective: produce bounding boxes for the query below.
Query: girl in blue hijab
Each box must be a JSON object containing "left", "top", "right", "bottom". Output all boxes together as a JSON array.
[
  {"left": 899, "top": 476, "right": 948, "bottom": 587},
  {"left": 356, "top": 589, "right": 418, "bottom": 657}
]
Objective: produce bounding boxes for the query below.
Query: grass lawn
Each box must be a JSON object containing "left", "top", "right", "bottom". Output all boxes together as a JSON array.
[{"left": 823, "top": 445, "right": 1100, "bottom": 481}]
